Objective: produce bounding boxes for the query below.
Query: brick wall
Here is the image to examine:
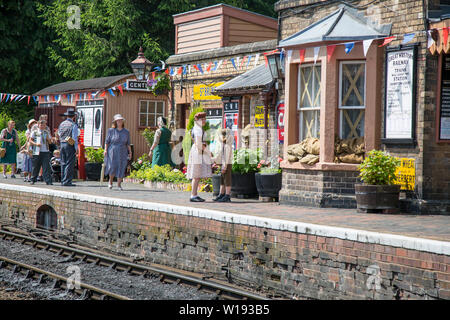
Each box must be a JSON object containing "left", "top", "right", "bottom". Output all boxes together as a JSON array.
[
  {"left": 280, "top": 169, "right": 360, "bottom": 208},
  {"left": 276, "top": 0, "right": 450, "bottom": 211},
  {"left": 3, "top": 186, "right": 448, "bottom": 299}
]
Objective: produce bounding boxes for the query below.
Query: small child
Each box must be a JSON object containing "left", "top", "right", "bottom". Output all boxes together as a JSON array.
[
  {"left": 51, "top": 149, "right": 61, "bottom": 166},
  {"left": 212, "top": 128, "right": 233, "bottom": 202}
]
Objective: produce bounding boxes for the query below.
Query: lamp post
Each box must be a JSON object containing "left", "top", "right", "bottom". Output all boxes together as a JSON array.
[
  {"left": 130, "top": 47, "right": 153, "bottom": 81},
  {"left": 266, "top": 51, "right": 285, "bottom": 84}
]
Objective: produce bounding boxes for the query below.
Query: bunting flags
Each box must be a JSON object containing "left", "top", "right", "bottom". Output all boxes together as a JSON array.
[
  {"left": 299, "top": 49, "right": 305, "bottom": 64},
  {"left": 363, "top": 39, "right": 373, "bottom": 57},
  {"left": 0, "top": 92, "right": 38, "bottom": 105},
  {"left": 428, "top": 30, "right": 435, "bottom": 49},
  {"left": 344, "top": 42, "right": 355, "bottom": 54},
  {"left": 402, "top": 33, "right": 415, "bottom": 45},
  {"left": 379, "top": 36, "right": 396, "bottom": 47},
  {"left": 230, "top": 58, "right": 237, "bottom": 70},
  {"left": 313, "top": 47, "right": 320, "bottom": 64},
  {"left": 327, "top": 45, "right": 336, "bottom": 63}
]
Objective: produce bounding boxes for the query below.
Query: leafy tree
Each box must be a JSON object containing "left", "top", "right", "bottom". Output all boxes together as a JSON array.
[{"left": 0, "top": 0, "right": 62, "bottom": 129}]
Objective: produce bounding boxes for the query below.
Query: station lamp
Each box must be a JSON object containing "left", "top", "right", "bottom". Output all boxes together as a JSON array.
[{"left": 130, "top": 47, "right": 153, "bottom": 81}]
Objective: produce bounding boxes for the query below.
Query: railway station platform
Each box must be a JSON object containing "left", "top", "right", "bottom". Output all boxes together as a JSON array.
[{"left": 0, "top": 179, "right": 449, "bottom": 300}]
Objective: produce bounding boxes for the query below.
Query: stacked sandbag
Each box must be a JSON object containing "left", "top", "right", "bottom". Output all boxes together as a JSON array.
[
  {"left": 287, "top": 137, "right": 320, "bottom": 165},
  {"left": 334, "top": 137, "right": 365, "bottom": 164}
]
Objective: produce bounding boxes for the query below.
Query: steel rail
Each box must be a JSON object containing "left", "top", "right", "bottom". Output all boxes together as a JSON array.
[
  {"left": 0, "top": 229, "right": 268, "bottom": 300},
  {"left": 0, "top": 255, "right": 131, "bottom": 300}
]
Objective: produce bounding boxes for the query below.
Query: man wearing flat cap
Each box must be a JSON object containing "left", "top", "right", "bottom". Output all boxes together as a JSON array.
[{"left": 57, "top": 108, "right": 78, "bottom": 186}]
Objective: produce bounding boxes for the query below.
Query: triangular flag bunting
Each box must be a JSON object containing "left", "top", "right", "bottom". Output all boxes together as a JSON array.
[
  {"left": 327, "top": 45, "right": 336, "bottom": 63},
  {"left": 428, "top": 30, "right": 435, "bottom": 49},
  {"left": 264, "top": 54, "right": 269, "bottom": 67},
  {"left": 363, "top": 39, "right": 373, "bottom": 56},
  {"left": 402, "top": 33, "right": 415, "bottom": 45},
  {"left": 299, "top": 49, "right": 305, "bottom": 64},
  {"left": 230, "top": 58, "right": 237, "bottom": 70},
  {"left": 444, "top": 28, "right": 449, "bottom": 47},
  {"left": 246, "top": 56, "right": 252, "bottom": 68},
  {"left": 254, "top": 54, "right": 260, "bottom": 67},
  {"left": 379, "top": 36, "right": 395, "bottom": 47},
  {"left": 345, "top": 42, "right": 355, "bottom": 54},
  {"left": 206, "top": 62, "right": 213, "bottom": 72},
  {"left": 197, "top": 64, "right": 204, "bottom": 74},
  {"left": 118, "top": 85, "right": 123, "bottom": 96},
  {"left": 108, "top": 89, "right": 115, "bottom": 97},
  {"left": 100, "top": 91, "right": 106, "bottom": 97},
  {"left": 313, "top": 47, "right": 320, "bottom": 64}
]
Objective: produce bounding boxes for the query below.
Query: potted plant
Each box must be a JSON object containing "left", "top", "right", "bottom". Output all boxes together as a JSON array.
[
  {"left": 231, "top": 148, "right": 262, "bottom": 198},
  {"left": 356, "top": 150, "right": 401, "bottom": 212},
  {"left": 255, "top": 156, "right": 283, "bottom": 200},
  {"left": 85, "top": 147, "right": 104, "bottom": 181},
  {"left": 211, "top": 163, "right": 222, "bottom": 197},
  {"left": 148, "top": 74, "right": 171, "bottom": 96}
]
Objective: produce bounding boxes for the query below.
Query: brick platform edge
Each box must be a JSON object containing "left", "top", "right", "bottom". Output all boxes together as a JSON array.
[{"left": 0, "top": 183, "right": 449, "bottom": 300}]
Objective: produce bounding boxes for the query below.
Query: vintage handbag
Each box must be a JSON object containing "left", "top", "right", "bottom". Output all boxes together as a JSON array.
[
  {"left": 0, "top": 147, "right": 6, "bottom": 158},
  {"left": 64, "top": 136, "right": 75, "bottom": 146}
]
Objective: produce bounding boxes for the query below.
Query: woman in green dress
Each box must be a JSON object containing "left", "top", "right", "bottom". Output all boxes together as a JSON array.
[
  {"left": 148, "top": 117, "right": 175, "bottom": 168},
  {"left": 1, "top": 120, "right": 22, "bottom": 179}
]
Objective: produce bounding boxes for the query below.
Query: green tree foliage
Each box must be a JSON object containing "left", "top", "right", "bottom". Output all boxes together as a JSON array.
[{"left": 0, "top": 0, "right": 62, "bottom": 129}]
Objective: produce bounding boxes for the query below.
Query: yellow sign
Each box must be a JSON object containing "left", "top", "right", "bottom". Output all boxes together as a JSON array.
[
  {"left": 255, "top": 105, "right": 269, "bottom": 128},
  {"left": 394, "top": 158, "right": 415, "bottom": 191},
  {"left": 193, "top": 82, "right": 224, "bottom": 101}
]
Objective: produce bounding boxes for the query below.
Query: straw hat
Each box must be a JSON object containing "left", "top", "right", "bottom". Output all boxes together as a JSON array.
[
  {"left": 28, "top": 119, "right": 37, "bottom": 126},
  {"left": 112, "top": 114, "right": 125, "bottom": 122},
  {"left": 194, "top": 112, "right": 206, "bottom": 120}
]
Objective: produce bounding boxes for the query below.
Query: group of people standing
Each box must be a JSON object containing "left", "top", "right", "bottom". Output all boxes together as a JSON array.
[{"left": 1, "top": 110, "right": 232, "bottom": 202}]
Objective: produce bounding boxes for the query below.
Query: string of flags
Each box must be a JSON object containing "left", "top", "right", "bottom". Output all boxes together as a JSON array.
[{"left": 0, "top": 93, "right": 38, "bottom": 105}]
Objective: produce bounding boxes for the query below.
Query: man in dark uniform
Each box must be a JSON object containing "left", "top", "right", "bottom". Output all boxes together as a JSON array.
[{"left": 57, "top": 109, "right": 78, "bottom": 186}]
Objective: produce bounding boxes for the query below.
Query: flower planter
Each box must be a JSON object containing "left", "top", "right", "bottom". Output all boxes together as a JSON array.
[
  {"left": 212, "top": 174, "right": 221, "bottom": 196},
  {"left": 84, "top": 162, "right": 102, "bottom": 181},
  {"left": 255, "top": 173, "right": 282, "bottom": 200},
  {"left": 231, "top": 172, "right": 258, "bottom": 198},
  {"left": 355, "top": 184, "right": 401, "bottom": 213}
]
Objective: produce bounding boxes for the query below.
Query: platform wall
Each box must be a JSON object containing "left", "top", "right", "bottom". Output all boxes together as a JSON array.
[{"left": 0, "top": 185, "right": 449, "bottom": 300}]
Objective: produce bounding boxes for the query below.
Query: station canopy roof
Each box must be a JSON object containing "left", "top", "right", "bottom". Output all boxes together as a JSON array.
[
  {"left": 278, "top": 4, "right": 392, "bottom": 48},
  {"left": 214, "top": 64, "right": 273, "bottom": 94},
  {"left": 34, "top": 74, "right": 134, "bottom": 95}
]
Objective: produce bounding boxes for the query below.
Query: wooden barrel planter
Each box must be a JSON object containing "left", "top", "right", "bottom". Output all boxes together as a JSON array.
[
  {"left": 84, "top": 162, "right": 102, "bottom": 181},
  {"left": 355, "top": 184, "right": 401, "bottom": 213},
  {"left": 231, "top": 172, "right": 258, "bottom": 198},
  {"left": 255, "top": 173, "right": 282, "bottom": 200}
]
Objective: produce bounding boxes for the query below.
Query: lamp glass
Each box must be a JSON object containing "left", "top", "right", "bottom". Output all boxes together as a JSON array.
[{"left": 267, "top": 54, "right": 278, "bottom": 80}]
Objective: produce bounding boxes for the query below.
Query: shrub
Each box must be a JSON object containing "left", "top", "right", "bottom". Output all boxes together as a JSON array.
[
  {"left": 85, "top": 147, "right": 105, "bottom": 163},
  {"left": 358, "top": 150, "right": 401, "bottom": 185},
  {"left": 142, "top": 128, "right": 155, "bottom": 149},
  {"left": 232, "top": 148, "right": 262, "bottom": 174}
]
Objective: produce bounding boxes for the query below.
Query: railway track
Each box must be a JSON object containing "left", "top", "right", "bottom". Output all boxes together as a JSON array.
[
  {"left": 0, "top": 229, "right": 268, "bottom": 300},
  {"left": 0, "top": 256, "right": 130, "bottom": 300}
]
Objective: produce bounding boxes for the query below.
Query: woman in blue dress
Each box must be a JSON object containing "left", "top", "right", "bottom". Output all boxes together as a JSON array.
[{"left": 103, "top": 114, "right": 131, "bottom": 190}]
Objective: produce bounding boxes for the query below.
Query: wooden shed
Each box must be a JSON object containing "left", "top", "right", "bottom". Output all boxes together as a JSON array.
[{"left": 33, "top": 74, "right": 169, "bottom": 160}]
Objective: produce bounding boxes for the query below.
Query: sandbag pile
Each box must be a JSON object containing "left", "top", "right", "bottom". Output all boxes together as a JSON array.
[
  {"left": 287, "top": 137, "right": 320, "bottom": 165},
  {"left": 334, "top": 137, "right": 365, "bottom": 164}
]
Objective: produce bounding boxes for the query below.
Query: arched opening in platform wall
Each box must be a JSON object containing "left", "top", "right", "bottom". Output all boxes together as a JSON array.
[{"left": 36, "top": 205, "right": 57, "bottom": 230}]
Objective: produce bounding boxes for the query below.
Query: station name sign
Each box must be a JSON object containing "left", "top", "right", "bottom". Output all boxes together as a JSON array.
[{"left": 126, "top": 80, "right": 150, "bottom": 91}]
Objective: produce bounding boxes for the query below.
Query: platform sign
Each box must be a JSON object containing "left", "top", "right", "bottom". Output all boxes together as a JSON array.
[
  {"left": 394, "top": 158, "right": 415, "bottom": 191},
  {"left": 193, "top": 82, "right": 224, "bottom": 101},
  {"left": 277, "top": 102, "right": 285, "bottom": 143}
]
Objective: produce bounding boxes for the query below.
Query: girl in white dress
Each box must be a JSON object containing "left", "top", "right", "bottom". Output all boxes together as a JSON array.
[{"left": 186, "top": 112, "right": 212, "bottom": 202}]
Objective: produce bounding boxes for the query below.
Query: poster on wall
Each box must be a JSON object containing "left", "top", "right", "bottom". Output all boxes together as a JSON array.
[
  {"left": 277, "top": 102, "right": 285, "bottom": 144},
  {"left": 76, "top": 100, "right": 104, "bottom": 148},
  {"left": 223, "top": 101, "right": 239, "bottom": 150},
  {"left": 254, "top": 105, "right": 269, "bottom": 128},
  {"left": 439, "top": 55, "right": 450, "bottom": 140},
  {"left": 383, "top": 45, "right": 417, "bottom": 145},
  {"left": 206, "top": 108, "right": 223, "bottom": 154}
]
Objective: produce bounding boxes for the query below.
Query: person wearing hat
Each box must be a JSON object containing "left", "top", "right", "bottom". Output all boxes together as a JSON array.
[
  {"left": 57, "top": 108, "right": 78, "bottom": 186},
  {"left": 103, "top": 114, "right": 131, "bottom": 190},
  {"left": 20, "top": 119, "right": 37, "bottom": 182},
  {"left": 186, "top": 112, "right": 212, "bottom": 202},
  {"left": 148, "top": 116, "right": 174, "bottom": 168},
  {"left": 211, "top": 128, "right": 233, "bottom": 202}
]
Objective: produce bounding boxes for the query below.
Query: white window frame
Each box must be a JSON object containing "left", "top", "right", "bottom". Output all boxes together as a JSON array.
[
  {"left": 339, "top": 60, "right": 366, "bottom": 139},
  {"left": 139, "top": 100, "right": 165, "bottom": 128},
  {"left": 298, "top": 63, "right": 321, "bottom": 141}
]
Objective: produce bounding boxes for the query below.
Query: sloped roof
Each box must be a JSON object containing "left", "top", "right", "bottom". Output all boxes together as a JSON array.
[
  {"left": 34, "top": 74, "right": 134, "bottom": 95},
  {"left": 214, "top": 64, "right": 272, "bottom": 93},
  {"left": 279, "top": 4, "right": 392, "bottom": 48}
]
